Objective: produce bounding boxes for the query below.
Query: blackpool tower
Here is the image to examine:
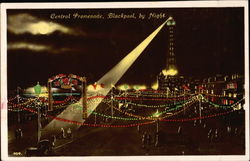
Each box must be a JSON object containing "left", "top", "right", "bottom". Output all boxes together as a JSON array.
[{"left": 163, "top": 16, "right": 178, "bottom": 76}]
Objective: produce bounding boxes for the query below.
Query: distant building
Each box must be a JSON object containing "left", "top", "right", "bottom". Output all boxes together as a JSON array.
[
  {"left": 157, "top": 72, "right": 244, "bottom": 109},
  {"left": 157, "top": 73, "right": 186, "bottom": 94},
  {"left": 198, "top": 74, "right": 244, "bottom": 110}
]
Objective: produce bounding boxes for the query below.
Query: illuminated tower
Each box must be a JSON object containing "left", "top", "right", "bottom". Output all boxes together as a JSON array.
[{"left": 166, "top": 16, "right": 178, "bottom": 75}]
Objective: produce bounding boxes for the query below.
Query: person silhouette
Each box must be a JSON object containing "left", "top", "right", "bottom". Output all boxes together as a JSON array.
[
  {"left": 67, "top": 128, "right": 72, "bottom": 139},
  {"left": 60, "top": 128, "right": 65, "bottom": 139}
]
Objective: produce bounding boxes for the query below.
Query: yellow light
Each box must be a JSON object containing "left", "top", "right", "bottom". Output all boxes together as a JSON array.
[
  {"left": 153, "top": 109, "right": 161, "bottom": 117},
  {"left": 25, "top": 86, "right": 48, "bottom": 94},
  {"left": 29, "top": 21, "right": 70, "bottom": 35},
  {"left": 118, "top": 84, "right": 130, "bottom": 91},
  {"left": 162, "top": 68, "right": 178, "bottom": 76},
  {"left": 133, "top": 85, "right": 147, "bottom": 90},
  {"left": 151, "top": 81, "right": 158, "bottom": 90},
  {"left": 96, "top": 84, "right": 103, "bottom": 91},
  {"left": 29, "top": 21, "right": 53, "bottom": 34},
  {"left": 139, "top": 85, "right": 147, "bottom": 90},
  {"left": 87, "top": 84, "right": 103, "bottom": 91},
  {"left": 38, "top": 93, "right": 48, "bottom": 97},
  {"left": 87, "top": 85, "right": 95, "bottom": 91}
]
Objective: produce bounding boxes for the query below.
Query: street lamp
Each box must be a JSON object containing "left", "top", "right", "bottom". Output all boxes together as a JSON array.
[
  {"left": 183, "top": 88, "right": 186, "bottom": 116},
  {"left": 34, "top": 82, "right": 41, "bottom": 143},
  {"left": 198, "top": 89, "right": 202, "bottom": 124},
  {"left": 17, "top": 86, "right": 21, "bottom": 124},
  {"left": 153, "top": 109, "right": 161, "bottom": 133},
  {"left": 153, "top": 109, "right": 161, "bottom": 147}
]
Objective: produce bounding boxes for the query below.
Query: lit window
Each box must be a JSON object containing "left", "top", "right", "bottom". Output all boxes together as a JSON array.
[
  {"left": 211, "top": 97, "right": 214, "bottom": 102},
  {"left": 222, "top": 99, "right": 227, "bottom": 105},
  {"left": 228, "top": 93, "right": 232, "bottom": 97},
  {"left": 233, "top": 93, "right": 237, "bottom": 98},
  {"left": 224, "top": 76, "right": 227, "bottom": 81},
  {"left": 211, "top": 90, "right": 214, "bottom": 94}
]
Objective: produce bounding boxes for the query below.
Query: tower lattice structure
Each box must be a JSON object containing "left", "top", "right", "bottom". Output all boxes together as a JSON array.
[{"left": 166, "top": 16, "right": 177, "bottom": 72}]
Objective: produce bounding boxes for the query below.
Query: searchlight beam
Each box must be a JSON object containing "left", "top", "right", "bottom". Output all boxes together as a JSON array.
[{"left": 42, "top": 18, "right": 170, "bottom": 136}]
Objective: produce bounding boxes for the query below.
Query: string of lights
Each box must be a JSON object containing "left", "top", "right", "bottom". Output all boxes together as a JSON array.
[
  {"left": 8, "top": 98, "right": 37, "bottom": 107},
  {"left": 107, "top": 98, "right": 197, "bottom": 120},
  {"left": 15, "top": 104, "right": 156, "bottom": 127},
  {"left": 202, "top": 96, "right": 244, "bottom": 109},
  {"left": 8, "top": 93, "right": 243, "bottom": 113},
  {"left": 112, "top": 98, "right": 191, "bottom": 108},
  {"left": 113, "top": 96, "right": 194, "bottom": 101},
  {"left": 161, "top": 110, "right": 234, "bottom": 122},
  {"left": 52, "top": 98, "right": 79, "bottom": 108},
  {"left": 124, "top": 91, "right": 195, "bottom": 98},
  {"left": 13, "top": 102, "right": 237, "bottom": 128},
  {"left": 8, "top": 95, "right": 18, "bottom": 101},
  {"left": 125, "top": 92, "right": 184, "bottom": 98},
  {"left": 203, "top": 93, "right": 243, "bottom": 98}
]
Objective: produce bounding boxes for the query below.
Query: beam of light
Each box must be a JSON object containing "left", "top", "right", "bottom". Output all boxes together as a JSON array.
[
  {"left": 41, "top": 18, "right": 170, "bottom": 137},
  {"left": 88, "top": 18, "right": 170, "bottom": 116}
]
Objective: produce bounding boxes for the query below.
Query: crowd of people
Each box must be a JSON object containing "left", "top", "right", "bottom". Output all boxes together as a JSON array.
[{"left": 59, "top": 127, "right": 73, "bottom": 139}]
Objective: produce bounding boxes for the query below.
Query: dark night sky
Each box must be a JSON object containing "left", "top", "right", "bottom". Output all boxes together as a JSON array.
[{"left": 7, "top": 8, "right": 244, "bottom": 89}]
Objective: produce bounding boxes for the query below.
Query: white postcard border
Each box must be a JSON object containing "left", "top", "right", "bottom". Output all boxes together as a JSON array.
[{"left": 1, "top": 1, "right": 249, "bottom": 161}]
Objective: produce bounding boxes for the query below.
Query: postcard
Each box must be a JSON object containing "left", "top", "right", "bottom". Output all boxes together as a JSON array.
[{"left": 1, "top": 1, "right": 249, "bottom": 161}]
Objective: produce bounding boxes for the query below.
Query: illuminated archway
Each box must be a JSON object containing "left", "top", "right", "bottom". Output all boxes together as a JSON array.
[{"left": 47, "top": 74, "right": 87, "bottom": 118}]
